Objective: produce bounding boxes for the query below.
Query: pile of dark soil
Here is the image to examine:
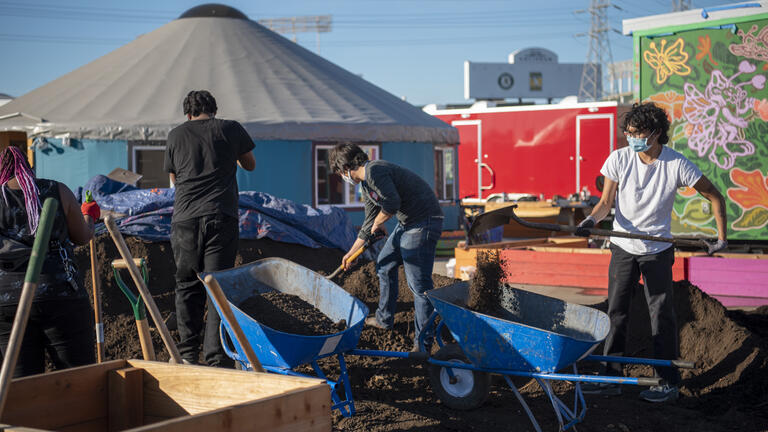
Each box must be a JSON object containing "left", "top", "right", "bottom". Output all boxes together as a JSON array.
[
  {"left": 238, "top": 292, "right": 345, "bottom": 336},
  {"left": 467, "top": 251, "right": 504, "bottom": 314},
  {"left": 71, "top": 235, "right": 768, "bottom": 431}
]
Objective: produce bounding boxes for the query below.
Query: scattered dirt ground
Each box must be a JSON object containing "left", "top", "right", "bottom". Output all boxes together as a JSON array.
[{"left": 72, "top": 235, "right": 768, "bottom": 432}]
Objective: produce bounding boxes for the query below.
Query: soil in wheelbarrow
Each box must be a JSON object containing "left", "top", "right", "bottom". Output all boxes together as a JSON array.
[
  {"left": 72, "top": 235, "right": 768, "bottom": 432},
  {"left": 237, "top": 292, "right": 347, "bottom": 336}
]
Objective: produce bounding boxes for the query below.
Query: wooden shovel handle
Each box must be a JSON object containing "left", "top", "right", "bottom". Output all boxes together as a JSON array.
[
  {"left": 89, "top": 239, "right": 104, "bottom": 363},
  {"left": 135, "top": 318, "right": 156, "bottom": 361}
]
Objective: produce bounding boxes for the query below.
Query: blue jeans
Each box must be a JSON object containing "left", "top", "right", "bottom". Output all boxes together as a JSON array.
[{"left": 375, "top": 216, "right": 443, "bottom": 351}]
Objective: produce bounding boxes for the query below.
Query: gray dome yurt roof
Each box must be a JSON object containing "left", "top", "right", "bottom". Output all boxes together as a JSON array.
[{"left": 0, "top": 4, "right": 457, "bottom": 144}]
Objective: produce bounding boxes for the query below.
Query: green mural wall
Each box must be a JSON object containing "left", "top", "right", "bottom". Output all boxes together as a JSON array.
[{"left": 636, "top": 16, "right": 768, "bottom": 240}]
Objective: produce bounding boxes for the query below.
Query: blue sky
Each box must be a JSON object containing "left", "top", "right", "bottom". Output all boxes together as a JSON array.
[{"left": 0, "top": 0, "right": 742, "bottom": 105}]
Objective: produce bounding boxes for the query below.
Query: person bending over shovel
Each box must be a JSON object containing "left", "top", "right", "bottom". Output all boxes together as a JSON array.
[
  {"left": 577, "top": 102, "right": 727, "bottom": 403},
  {"left": 164, "top": 90, "right": 255, "bottom": 367},
  {"left": 0, "top": 146, "right": 98, "bottom": 377},
  {"left": 330, "top": 143, "right": 443, "bottom": 353}
]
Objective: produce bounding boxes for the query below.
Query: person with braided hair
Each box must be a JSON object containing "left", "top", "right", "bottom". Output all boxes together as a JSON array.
[
  {"left": 164, "top": 90, "right": 255, "bottom": 367},
  {"left": 0, "top": 145, "right": 98, "bottom": 377}
]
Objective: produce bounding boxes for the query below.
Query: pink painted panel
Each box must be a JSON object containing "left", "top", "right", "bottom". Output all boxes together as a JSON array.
[
  {"left": 712, "top": 296, "right": 768, "bottom": 308},
  {"left": 689, "top": 257, "right": 768, "bottom": 299}
]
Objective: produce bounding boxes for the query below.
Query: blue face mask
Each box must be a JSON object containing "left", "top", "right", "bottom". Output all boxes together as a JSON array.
[{"left": 627, "top": 136, "right": 650, "bottom": 152}]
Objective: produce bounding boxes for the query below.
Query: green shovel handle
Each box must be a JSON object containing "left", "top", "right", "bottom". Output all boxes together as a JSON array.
[{"left": 112, "top": 261, "right": 148, "bottom": 321}]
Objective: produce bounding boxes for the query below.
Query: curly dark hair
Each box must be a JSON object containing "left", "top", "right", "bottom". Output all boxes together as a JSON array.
[
  {"left": 621, "top": 102, "right": 670, "bottom": 145},
  {"left": 183, "top": 90, "right": 218, "bottom": 117},
  {"left": 329, "top": 143, "right": 369, "bottom": 174}
]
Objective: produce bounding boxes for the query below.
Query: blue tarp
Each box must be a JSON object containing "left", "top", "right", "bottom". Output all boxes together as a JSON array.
[{"left": 88, "top": 176, "right": 357, "bottom": 251}]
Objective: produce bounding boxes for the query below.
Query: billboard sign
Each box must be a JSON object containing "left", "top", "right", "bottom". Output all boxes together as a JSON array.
[{"left": 464, "top": 48, "right": 591, "bottom": 100}]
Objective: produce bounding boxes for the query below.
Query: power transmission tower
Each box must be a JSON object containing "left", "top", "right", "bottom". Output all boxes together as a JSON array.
[
  {"left": 672, "top": 0, "right": 692, "bottom": 11},
  {"left": 576, "top": 0, "right": 617, "bottom": 102},
  {"left": 258, "top": 15, "right": 332, "bottom": 52}
]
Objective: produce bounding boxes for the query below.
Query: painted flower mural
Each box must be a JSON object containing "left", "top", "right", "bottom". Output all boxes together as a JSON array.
[
  {"left": 727, "top": 168, "right": 768, "bottom": 231},
  {"left": 682, "top": 60, "right": 766, "bottom": 170}
]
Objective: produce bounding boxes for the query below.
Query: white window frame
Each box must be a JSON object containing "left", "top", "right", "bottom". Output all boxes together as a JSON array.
[
  {"left": 434, "top": 145, "right": 457, "bottom": 203},
  {"left": 314, "top": 143, "right": 380, "bottom": 208},
  {"left": 131, "top": 144, "right": 167, "bottom": 188}
]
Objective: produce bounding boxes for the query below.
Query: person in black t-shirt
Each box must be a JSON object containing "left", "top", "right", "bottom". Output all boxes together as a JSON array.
[{"left": 164, "top": 90, "right": 255, "bottom": 366}]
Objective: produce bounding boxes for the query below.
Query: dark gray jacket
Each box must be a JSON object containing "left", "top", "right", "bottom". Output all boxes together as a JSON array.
[{"left": 358, "top": 160, "right": 442, "bottom": 240}]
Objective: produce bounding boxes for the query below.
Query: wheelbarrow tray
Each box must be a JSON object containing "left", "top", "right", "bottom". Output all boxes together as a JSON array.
[
  {"left": 426, "top": 281, "right": 609, "bottom": 373},
  {"left": 201, "top": 258, "right": 369, "bottom": 370}
]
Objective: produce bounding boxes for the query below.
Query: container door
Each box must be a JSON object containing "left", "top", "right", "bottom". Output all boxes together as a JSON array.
[
  {"left": 576, "top": 114, "right": 614, "bottom": 197},
  {"left": 452, "top": 120, "right": 484, "bottom": 199}
]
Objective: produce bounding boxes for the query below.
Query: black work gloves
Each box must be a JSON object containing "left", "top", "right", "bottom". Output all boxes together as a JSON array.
[
  {"left": 706, "top": 239, "right": 728, "bottom": 255},
  {"left": 575, "top": 216, "right": 596, "bottom": 237}
]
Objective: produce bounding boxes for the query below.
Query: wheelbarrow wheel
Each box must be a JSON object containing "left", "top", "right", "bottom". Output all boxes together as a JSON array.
[{"left": 428, "top": 343, "right": 490, "bottom": 410}]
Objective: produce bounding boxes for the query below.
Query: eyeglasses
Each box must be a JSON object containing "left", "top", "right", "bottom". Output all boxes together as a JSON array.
[{"left": 624, "top": 130, "right": 653, "bottom": 139}]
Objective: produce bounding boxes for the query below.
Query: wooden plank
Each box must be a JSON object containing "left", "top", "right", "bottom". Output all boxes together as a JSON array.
[
  {"left": 506, "top": 273, "right": 609, "bottom": 288},
  {"left": 127, "top": 360, "right": 325, "bottom": 418},
  {"left": 467, "top": 237, "right": 550, "bottom": 249},
  {"left": 1, "top": 360, "right": 123, "bottom": 430},
  {"left": 59, "top": 418, "right": 108, "bottom": 432},
  {"left": 130, "top": 385, "right": 331, "bottom": 432},
  {"left": 109, "top": 367, "right": 144, "bottom": 432},
  {"left": 501, "top": 250, "right": 687, "bottom": 289}
]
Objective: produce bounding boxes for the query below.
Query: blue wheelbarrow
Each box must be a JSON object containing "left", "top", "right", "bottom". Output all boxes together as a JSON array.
[
  {"left": 351, "top": 281, "right": 694, "bottom": 431},
  {"left": 199, "top": 257, "right": 371, "bottom": 417}
]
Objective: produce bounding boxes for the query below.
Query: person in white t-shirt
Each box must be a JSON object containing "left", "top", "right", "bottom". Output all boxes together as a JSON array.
[{"left": 577, "top": 102, "right": 727, "bottom": 403}]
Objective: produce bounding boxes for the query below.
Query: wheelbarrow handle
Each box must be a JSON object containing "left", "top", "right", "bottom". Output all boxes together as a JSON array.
[
  {"left": 507, "top": 205, "right": 712, "bottom": 249},
  {"left": 204, "top": 275, "right": 265, "bottom": 373}
]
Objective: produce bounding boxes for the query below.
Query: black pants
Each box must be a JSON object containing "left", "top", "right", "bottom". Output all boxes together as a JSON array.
[
  {"left": 603, "top": 244, "right": 680, "bottom": 385},
  {"left": 0, "top": 297, "right": 95, "bottom": 378},
  {"left": 171, "top": 214, "right": 238, "bottom": 367}
]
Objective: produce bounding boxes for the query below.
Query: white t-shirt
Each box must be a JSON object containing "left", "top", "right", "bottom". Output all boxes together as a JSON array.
[{"left": 601, "top": 146, "right": 702, "bottom": 255}]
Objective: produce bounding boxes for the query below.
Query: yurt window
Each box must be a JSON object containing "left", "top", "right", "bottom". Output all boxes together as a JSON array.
[
  {"left": 434, "top": 146, "right": 456, "bottom": 202},
  {"left": 129, "top": 142, "right": 169, "bottom": 189},
  {"left": 314, "top": 143, "right": 380, "bottom": 207}
]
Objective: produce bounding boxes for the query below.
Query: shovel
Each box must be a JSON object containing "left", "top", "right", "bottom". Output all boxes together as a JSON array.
[
  {"left": 326, "top": 232, "right": 385, "bottom": 280},
  {"left": 503, "top": 204, "right": 712, "bottom": 249},
  {"left": 104, "top": 216, "right": 182, "bottom": 363},
  {"left": 112, "top": 258, "right": 156, "bottom": 361},
  {"left": 84, "top": 190, "right": 105, "bottom": 362}
]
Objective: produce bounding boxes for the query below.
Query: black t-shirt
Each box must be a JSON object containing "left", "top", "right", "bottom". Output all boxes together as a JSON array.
[{"left": 164, "top": 118, "right": 255, "bottom": 222}]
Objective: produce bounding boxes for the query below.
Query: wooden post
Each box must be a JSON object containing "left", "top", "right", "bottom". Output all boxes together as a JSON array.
[
  {"left": 204, "top": 275, "right": 265, "bottom": 372},
  {"left": 108, "top": 367, "right": 144, "bottom": 431},
  {"left": 104, "top": 216, "right": 182, "bottom": 364}
]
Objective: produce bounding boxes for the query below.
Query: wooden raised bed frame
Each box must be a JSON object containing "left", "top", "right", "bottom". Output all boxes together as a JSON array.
[{"left": 0, "top": 359, "right": 330, "bottom": 432}]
